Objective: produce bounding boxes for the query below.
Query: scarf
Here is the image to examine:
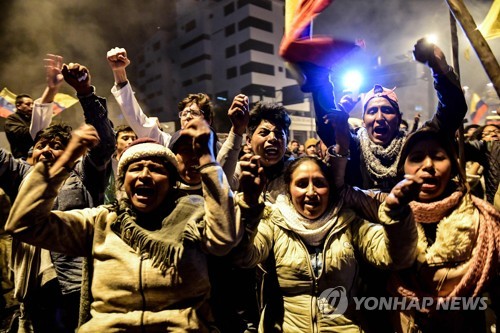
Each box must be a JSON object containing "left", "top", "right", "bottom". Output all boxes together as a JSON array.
[
  {"left": 389, "top": 193, "right": 500, "bottom": 311},
  {"left": 357, "top": 127, "right": 406, "bottom": 182},
  {"left": 275, "top": 194, "right": 342, "bottom": 246},
  {"left": 110, "top": 195, "right": 204, "bottom": 281},
  {"left": 409, "top": 191, "right": 463, "bottom": 224},
  {"left": 411, "top": 192, "right": 476, "bottom": 265}
]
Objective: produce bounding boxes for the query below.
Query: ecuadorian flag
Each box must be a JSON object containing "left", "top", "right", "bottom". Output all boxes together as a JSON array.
[
  {"left": 470, "top": 93, "right": 489, "bottom": 124},
  {"left": 0, "top": 88, "right": 16, "bottom": 118},
  {"left": 52, "top": 93, "right": 79, "bottom": 115},
  {"left": 0, "top": 87, "right": 78, "bottom": 117}
]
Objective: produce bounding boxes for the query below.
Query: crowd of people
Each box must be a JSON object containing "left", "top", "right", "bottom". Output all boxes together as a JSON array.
[{"left": 0, "top": 38, "right": 498, "bottom": 333}]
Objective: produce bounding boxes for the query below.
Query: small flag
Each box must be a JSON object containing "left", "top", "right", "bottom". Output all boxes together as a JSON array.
[
  {"left": 0, "top": 88, "right": 16, "bottom": 118},
  {"left": 52, "top": 93, "right": 79, "bottom": 115},
  {"left": 470, "top": 93, "right": 489, "bottom": 124},
  {"left": 0, "top": 87, "right": 78, "bottom": 117}
]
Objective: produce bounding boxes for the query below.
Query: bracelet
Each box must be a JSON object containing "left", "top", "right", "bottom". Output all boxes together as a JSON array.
[
  {"left": 326, "top": 145, "right": 350, "bottom": 159},
  {"left": 196, "top": 162, "right": 220, "bottom": 172}
]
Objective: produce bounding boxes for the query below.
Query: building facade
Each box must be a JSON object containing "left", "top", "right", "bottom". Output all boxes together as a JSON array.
[{"left": 136, "top": 0, "right": 316, "bottom": 141}]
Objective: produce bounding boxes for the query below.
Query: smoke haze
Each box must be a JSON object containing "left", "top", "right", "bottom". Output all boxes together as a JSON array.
[{"left": 0, "top": 0, "right": 497, "bottom": 129}]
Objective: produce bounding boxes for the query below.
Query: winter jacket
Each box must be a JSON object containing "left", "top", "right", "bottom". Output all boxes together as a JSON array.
[
  {"left": 233, "top": 189, "right": 417, "bottom": 332},
  {"left": 464, "top": 139, "right": 500, "bottom": 205},
  {"left": 4, "top": 111, "right": 33, "bottom": 159},
  {"left": 6, "top": 162, "right": 240, "bottom": 332}
]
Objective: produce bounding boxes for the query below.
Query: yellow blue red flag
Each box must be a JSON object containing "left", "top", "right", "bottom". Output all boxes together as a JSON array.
[
  {"left": 0, "top": 88, "right": 16, "bottom": 118},
  {"left": 470, "top": 93, "right": 489, "bottom": 124},
  {"left": 0, "top": 87, "right": 78, "bottom": 117}
]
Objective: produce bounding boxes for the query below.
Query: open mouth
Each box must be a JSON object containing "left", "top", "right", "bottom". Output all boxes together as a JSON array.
[
  {"left": 373, "top": 127, "right": 388, "bottom": 135},
  {"left": 264, "top": 146, "right": 279, "bottom": 157},
  {"left": 135, "top": 186, "right": 155, "bottom": 198},
  {"left": 421, "top": 177, "right": 438, "bottom": 190},
  {"left": 304, "top": 200, "right": 320, "bottom": 209}
]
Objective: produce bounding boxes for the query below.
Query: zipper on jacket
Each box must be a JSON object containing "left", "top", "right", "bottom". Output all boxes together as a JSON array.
[
  {"left": 296, "top": 237, "right": 320, "bottom": 332},
  {"left": 298, "top": 229, "right": 347, "bottom": 332},
  {"left": 139, "top": 253, "right": 147, "bottom": 332}
]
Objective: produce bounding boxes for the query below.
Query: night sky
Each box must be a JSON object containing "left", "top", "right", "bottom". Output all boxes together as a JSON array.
[{"left": 0, "top": 0, "right": 497, "bottom": 128}]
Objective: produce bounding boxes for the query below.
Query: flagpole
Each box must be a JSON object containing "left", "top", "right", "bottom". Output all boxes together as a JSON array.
[
  {"left": 445, "top": 0, "right": 500, "bottom": 99},
  {"left": 449, "top": 11, "right": 466, "bottom": 171}
]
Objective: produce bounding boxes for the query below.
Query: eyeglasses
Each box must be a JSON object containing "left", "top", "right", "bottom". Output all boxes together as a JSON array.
[{"left": 178, "top": 109, "right": 203, "bottom": 119}]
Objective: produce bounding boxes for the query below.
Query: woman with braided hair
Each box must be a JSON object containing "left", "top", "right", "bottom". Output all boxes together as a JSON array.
[{"left": 387, "top": 127, "right": 500, "bottom": 332}]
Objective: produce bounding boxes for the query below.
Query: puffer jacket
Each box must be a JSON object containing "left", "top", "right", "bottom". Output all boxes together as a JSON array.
[{"left": 234, "top": 192, "right": 417, "bottom": 332}]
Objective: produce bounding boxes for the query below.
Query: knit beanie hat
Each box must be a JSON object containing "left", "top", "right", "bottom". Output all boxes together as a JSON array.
[
  {"left": 362, "top": 84, "right": 400, "bottom": 114},
  {"left": 116, "top": 137, "right": 178, "bottom": 188}
]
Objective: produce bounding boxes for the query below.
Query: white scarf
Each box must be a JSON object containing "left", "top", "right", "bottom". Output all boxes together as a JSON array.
[{"left": 275, "top": 194, "right": 341, "bottom": 246}]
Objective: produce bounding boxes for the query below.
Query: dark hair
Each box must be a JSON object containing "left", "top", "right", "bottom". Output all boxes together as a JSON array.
[
  {"left": 114, "top": 125, "right": 135, "bottom": 139},
  {"left": 400, "top": 119, "right": 409, "bottom": 129},
  {"left": 470, "top": 124, "right": 499, "bottom": 141},
  {"left": 178, "top": 93, "right": 213, "bottom": 124},
  {"left": 15, "top": 94, "right": 32, "bottom": 106},
  {"left": 247, "top": 102, "right": 291, "bottom": 140},
  {"left": 33, "top": 123, "right": 73, "bottom": 148},
  {"left": 464, "top": 123, "right": 480, "bottom": 134},
  {"left": 284, "top": 156, "right": 335, "bottom": 199},
  {"left": 397, "top": 127, "right": 467, "bottom": 191}
]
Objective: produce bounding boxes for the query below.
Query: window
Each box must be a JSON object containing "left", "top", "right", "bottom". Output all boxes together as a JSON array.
[
  {"left": 181, "top": 54, "right": 211, "bottom": 68},
  {"left": 180, "top": 34, "right": 210, "bottom": 50},
  {"left": 224, "top": 2, "right": 235, "bottom": 15},
  {"left": 185, "top": 20, "right": 196, "bottom": 32},
  {"left": 196, "top": 74, "right": 212, "bottom": 82},
  {"left": 240, "top": 61, "right": 274, "bottom": 75},
  {"left": 227, "top": 67, "right": 237, "bottom": 79},
  {"left": 225, "top": 24, "right": 235, "bottom": 36},
  {"left": 241, "top": 84, "right": 275, "bottom": 98},
  {"left": 239, "top": 39, "right": 273, "bottom": 54},
  {"left": 182, "top": 79, "right": 193, "bottom": 87},
  {"left": 226, "top": 45, "right": 236, "bottom": 58},
  {"left": 238, "top": 16, "right": 273, "bottom": 32},
  {"left": 153, "top": 41, "right": 160, "bottom": 51},
  {"left": 237, "top": 0, "right": 272, "bottom": 10}
]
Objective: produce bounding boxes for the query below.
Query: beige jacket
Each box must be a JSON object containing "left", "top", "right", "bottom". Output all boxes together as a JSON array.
[
  {"left": 234, "top": 189, "right": 417, "bottom": 333},
  {"left": 6, "top": 162, "right": 241, "bottom": 332}
]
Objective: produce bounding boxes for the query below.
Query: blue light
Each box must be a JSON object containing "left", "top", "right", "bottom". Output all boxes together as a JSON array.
[
  {"left": 216, "top": 96, "right": 227, "bottom": 101},
  {"left": 342, "top": 70, "right": 363, "bottom": 91}
]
